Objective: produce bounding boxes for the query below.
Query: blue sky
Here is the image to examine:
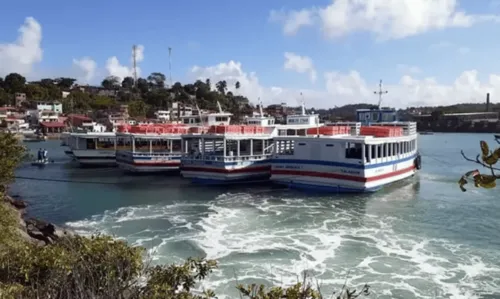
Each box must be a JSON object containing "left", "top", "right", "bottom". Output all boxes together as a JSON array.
[{"left": 1, "top": 0, "right": 500, "bottom": 108}]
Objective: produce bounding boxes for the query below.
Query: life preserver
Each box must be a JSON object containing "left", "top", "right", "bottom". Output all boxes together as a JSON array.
[{"left": 414, "top": 154, "right": 422, "bottom": 170}]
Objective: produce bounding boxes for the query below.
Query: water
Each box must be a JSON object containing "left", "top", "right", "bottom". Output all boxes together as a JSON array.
[{"left": 11, "top": 134, "right": 500, "bottom": 299}]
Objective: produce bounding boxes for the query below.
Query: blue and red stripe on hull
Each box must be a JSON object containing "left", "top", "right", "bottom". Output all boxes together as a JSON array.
[{"left": 271, "top": 165, "right": 416, "bottom": 183}]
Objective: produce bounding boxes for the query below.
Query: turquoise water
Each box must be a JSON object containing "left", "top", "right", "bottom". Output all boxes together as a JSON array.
[{"left": 11, "top": 134, "right": 500, "bottom": 299}]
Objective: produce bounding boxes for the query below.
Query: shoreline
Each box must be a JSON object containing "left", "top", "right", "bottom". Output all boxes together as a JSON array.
[{"left": 2, "top": 193, "right": 75, "bottom": 245}]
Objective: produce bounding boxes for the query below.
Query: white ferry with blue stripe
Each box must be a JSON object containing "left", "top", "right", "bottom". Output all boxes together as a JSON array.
[
  {"left": 116, "top": 108, "right": 232, "bottom": 173},
  {"left": 270, "top": 107, "right": 421, "bottom": 193},
  {"left": 180, "top": 103, "right": 322, "bottom": 184},
  {"left": 66, "top": 132, "right": 119, "bottom": 166}
]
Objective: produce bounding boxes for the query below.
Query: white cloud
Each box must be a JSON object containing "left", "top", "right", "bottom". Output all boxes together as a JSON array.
[
  {"left": 269, "top": 9, "right": 316, "bottom": 35},
  {"left": 0, "top": 17, "right": 43, "bottom": 77},
  {"left": 270, "top": 0, "right": 500, "bottom": 40},
  {"left": 189, "top": 60, "right": 500, "bottom": 109},
  {"left": 72, "top": 57, "right": 97, "bottom": 83},
  {"left": 105, "top": 44, "right": 144, "bottom": 81},
  {"left": 283, "top": 52, "right": 317, "bottom": 82}
]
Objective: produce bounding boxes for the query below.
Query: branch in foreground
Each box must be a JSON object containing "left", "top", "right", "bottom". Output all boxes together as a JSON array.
[{"left": 460, "top": 150, "right": 500, "bottom": 172}]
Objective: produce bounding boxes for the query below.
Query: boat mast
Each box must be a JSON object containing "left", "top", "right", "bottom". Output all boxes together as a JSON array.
[{"left": 373, "top": 79, "right": 388, "bottom": 109}]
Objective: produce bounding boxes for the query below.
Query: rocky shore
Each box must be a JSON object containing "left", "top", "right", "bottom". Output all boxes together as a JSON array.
[{"left": 3, "top": 194, "right": 74, "bottom": 245}]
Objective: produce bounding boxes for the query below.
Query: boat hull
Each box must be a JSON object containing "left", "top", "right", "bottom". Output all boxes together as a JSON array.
[
  {"left": 116, "top": 152, "right": 181, "bottom": 173},
  {"left": 180, "top": 159, "right": 271, "bottom": 184},
  {"left": 71, "top": 150, "right": 116, "bottom": 167},
  {"left": 270, "top": 154, "right": 418, "bottom": 193}
]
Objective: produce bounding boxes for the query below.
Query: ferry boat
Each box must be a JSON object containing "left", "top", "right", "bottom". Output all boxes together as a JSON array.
[
  {"left": 115, "top": 108, "right": 232, "bottom": 173},
  {"left": 270, "top": 107, "right": 421, "bottom": 193},
  {"left": 66, "top": 132, "right": 118, "bottom": 166},
  {"left": 180, "top": 103, "right": 322, "bottom": 184}
]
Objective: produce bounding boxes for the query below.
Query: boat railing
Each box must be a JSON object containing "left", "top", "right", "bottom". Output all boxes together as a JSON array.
[
  {"left": 183, "top": 153, "right": 272, "bottom": 163},
  {"left": 118, "top": 151, "right": 181, "bottom": 157},
  {"left": 326, "top": 122, "right": 361, "bottom": 135},
  {"left": 376, "top": 122, "right": 417, "bottom": 136}
]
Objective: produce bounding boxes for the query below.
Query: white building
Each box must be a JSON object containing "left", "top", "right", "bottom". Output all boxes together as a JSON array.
[{"left": 37, "top": 101, "right": 63, "bottom": 114}]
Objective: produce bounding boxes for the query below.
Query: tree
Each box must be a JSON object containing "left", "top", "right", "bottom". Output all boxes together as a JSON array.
[
  {"left": 205, "top": 78, "right": 211, "bottom": 90},
  {"left": 101, "top": 76, "right": 120, "bottom": 89},
  {"left": 458, "top": 138, "right": 500, "bottom": 192},
  {"left": 64, "top": 91, "right": 92, "bottom": 113},
  {"left": 147, "top": 72, "right": 166, "bottom": 89},
  {"left": 91, "top": 95, "right": 116, "bottom": 110},
  {"left": 0, "top": 88, "right": 9, "bottom": 106},
  {"left": 128, "top": 100, "right": 148, "bottom": 117},
  {"left": 137, "top": 78, "right": 149, "bottom": 94},
  {"left": 4, "top": 73, "right": 26, "bottom": 94},
  {"left": 122, "top": 76, "right": 135, "bottom": 89},
  {"left": 235, "top": 81, "right": 241, "bottom": 90},
  {"left": 23, "top": 84, "right": 48, "bottom": 100},
  {"left": 55, "top": 77, "right": 76, "bottom": 89},
  {"left": 0, "top": 132, "right": 26, "bottom": 192},
  {"left": 215, "top": 80, "right": 227, "bottom": 95}
]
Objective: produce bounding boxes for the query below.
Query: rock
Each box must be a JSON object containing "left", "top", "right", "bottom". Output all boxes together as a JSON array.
[
  {"left": 26, "top": 223, "right": 53, "bottom": 245},
  {"left": 4, "top": 195, "right": 28, "bottom": 211}
]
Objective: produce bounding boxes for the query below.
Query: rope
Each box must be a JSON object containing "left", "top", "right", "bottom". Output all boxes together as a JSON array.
[{"left": 13, "top": 175, "right": 276, "bottom": 187}]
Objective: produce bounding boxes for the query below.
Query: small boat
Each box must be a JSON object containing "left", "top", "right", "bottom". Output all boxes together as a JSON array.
[
  {"left": 495, "top": 134, "right": 500, "bottom": 139},
  {"left": 419, "top": 131, "right": 433, "bottom": 135},
  {"left": 31, "top": 160, "right": 50, "bottom": 166}
]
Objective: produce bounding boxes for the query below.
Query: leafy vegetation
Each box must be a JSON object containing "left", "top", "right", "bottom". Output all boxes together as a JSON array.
[
  {"left": 0, "top": 132, "right": 370, "bottom": 298},
  {"left": 458, "top": 137, "right": 500, "bottom": 191},
  {"left": 0, "top": 72, "right": 253, "bottom": 122}
]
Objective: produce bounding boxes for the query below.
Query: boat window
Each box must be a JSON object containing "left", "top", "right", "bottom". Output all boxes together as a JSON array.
[
  {"left": 326, "top": 144, "right": 334, "bottom": 147},
  {"left": 372, "top": 112, "right": 379, "bottom": 121},
  {"left": 96, "top": 138, "right": 114, "bottom": 150},
  {"left": 395, "top": 142, "right": 399, "bottom": 155},
  {"left": 276, "top": 140, "right": 294, "bottom": 155},
  {"left": 388, "top": 143, "right": 392, "bottom": 157},
  {"left": 117, "top": 137, "right": 132, "bottom": 150},
  {"left": 172, "top": 139, "right": 182, "bottom": 152},
  {"left": 345, "top": 142, "right": 362, "bottom": 159},
  {"left": 134, "top": 138, "right": 149, "bottom": 152},
  {"left": 365, "top": 144, "right": 371, "bottom": 163},
  {"left": 86, "top": 138, "right": 96, "bottom": 150},
  {"left": 298, "top": 143, "right": 306, "bottom": 146},
  {"left": 216, "top": 116, "right": 228, "bottom": 122}
]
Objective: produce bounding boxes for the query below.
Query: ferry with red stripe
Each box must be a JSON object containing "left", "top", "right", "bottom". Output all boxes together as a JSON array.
[
  {"left": 115, "top": 105, "right": 233, "bottom": 173},
  {"left": 270, "top": 108, "right": 421, "bottom": 192},
  {"left": 180, "top": 101, "right": 322, "bottom": 184}
]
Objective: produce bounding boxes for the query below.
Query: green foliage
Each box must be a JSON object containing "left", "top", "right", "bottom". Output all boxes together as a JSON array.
[
  {"left": 0, "top": 132, "right": 26, "bottom": 188},
  {"left": 459, "top": 139, "right": 500, "bottom": 191}
]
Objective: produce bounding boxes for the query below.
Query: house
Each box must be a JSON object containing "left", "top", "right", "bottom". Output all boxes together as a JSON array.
[
  {"left": 0, "top": 107, "right": 16, "bottom": 120},
  {"left": 15, "top": 93, "right": 27, "bottom": 107},
  {"left": 39, "top": 121, "right": 66, "bottom": 134},
  {"left": 37, "top": 101, "right": 63, "bottom": 114},
  {"left": 67, "top": 114, "right": 93, "bottom": 128}
]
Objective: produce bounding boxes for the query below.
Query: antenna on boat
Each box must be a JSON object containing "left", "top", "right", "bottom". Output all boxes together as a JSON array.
[
  {"left": 374, "top": 79, "right": 388, "bottom": 109},
  {"left": 258, "top": 98, "right": 264, "bottom": 117},
  {"left": 216, "top": 101, "right": 223, "bottom": 114},
  {"left": 300, "top": 92, "right": 306, "bottom": 115},
  {"left": 195, "top": 101, "right": 204, "bottom": 127},
  {"left": 132, "top": 45, "right": 138, "bottom": 88},
  {"left": 168, "top": 47, "right": 172, "bottom": 88}
]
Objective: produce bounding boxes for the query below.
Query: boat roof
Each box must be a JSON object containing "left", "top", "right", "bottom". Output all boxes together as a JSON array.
[
  {"left": 181, "top": 133, "right": 273, "bottom": 140},
  {"left": 274, "top": 134, "right": 417, "bottom": 144},
  {"left": 115, "top": 133, "right": 182, "bottom": 139},
  {"left": 69, "top": 132, "right": 115, "bottom": 138}
]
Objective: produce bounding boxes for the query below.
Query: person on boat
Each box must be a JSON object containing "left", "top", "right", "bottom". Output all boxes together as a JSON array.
[
  {"left": 43, "top": 149, "right": 48, "bottom": 162},
  {"left": 37, "top": 148, "right": 42, "bottom": 162}
]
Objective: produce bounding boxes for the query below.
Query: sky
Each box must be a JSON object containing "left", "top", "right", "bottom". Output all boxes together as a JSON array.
[{"left": 1, "top": 0, "right": 500, "bottom": 109}]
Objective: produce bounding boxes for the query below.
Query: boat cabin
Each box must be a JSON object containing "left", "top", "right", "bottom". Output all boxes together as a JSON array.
[
  {"left": 180, "top": 112, "right": 232, "bottom": 126},
  {"left": 68, "top": 132, "right": 119, "bottom": 151},
  {"left": 356, "top": 108, "right": 397, "bottom": 124}
]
